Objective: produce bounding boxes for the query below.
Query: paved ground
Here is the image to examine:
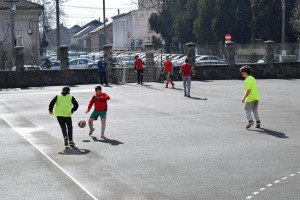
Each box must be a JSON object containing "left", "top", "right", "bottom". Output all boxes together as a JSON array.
[{"left": 0, "top": 79, "right": 300, "bottom": 200}]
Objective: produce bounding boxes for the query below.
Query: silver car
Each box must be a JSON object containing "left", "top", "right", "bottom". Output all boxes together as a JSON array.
[{"left": 69, "top": 58, "right": 96, "bottom": 69}]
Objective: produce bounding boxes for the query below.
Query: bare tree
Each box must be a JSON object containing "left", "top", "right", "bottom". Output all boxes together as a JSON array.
[
  {"left": 0, "top": 21, "right": 11, "bottom": 70},
  {"left": 131, "top": 0, "right": 162, "bottom": 11}
]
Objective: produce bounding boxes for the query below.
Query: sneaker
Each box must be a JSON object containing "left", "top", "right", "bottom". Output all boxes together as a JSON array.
[
  {"left": 69, "top": 141, "right": 75, "bottom": 147},
  {"left": 172, "top": 84, "right": 175, "bottom": 89},
  {"left": 246, "top": 121, "right": 254, "bottom": 129},
  {"left": 256, "top": 121, "right": 261, "bottom": 128},
  {"left": 184, "top": 94, "right": 187, "bottom": 97},
  {"left": 165, "top": 85, "right": 168, "bottom": 88},
  {"left": 64, "top": 137, "right": 69, "bottom": 146},
  {"left": 89, "top": 128, "right": 95, "bottom": 136},
  {"left": 188, "top": 95, "right": 191, "bottom": 98}
]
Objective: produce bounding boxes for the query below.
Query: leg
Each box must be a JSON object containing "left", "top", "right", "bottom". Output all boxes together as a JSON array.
[
  {"left": 57, "top": 116, "right": 68, "bottom": 138},
  {"left": 103, "top": 72, "right": 108, "bottom": 85},
  {"left": 57, "top": 116, "right": 68, "bottom": 146},
  {"left": 183, "top": 77, "right": 187, "bottom": 96},
  {"left": 65, "top": 117, "right": 73, "bottom": 141},
  {"left": 101, "top": 118, "right": 106, "bottom": 139},
  {"left": 88, "top": 117, "right": 95, "bottom": 136},
  {"left": 137, "top": 70, "right": 141, "bottom": 84},
  {"left": 245, "top": 102, "right": 255, "bottom": 128},
  {"left": 187, "top": 76, "right": 191, "bottom": 96},
  {"left": 140, "top": 69, "right": 144, "bottom": 84},
  {"left": 99, "top": 73, "right": 104, "bottom": 85},
  {"left": 252, "top": 101, "right": 261, "bottom": 127}
]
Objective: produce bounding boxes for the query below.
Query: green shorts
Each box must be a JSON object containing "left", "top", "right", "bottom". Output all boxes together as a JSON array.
[
  {"left": 165, "top": 72, "right": 171, "bottom": 78},
  {"left": 90, "top": 111, "right": 107, "bottom": 120}
]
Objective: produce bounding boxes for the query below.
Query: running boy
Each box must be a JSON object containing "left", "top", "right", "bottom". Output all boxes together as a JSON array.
[
  {"left": 164, "top": 55, "right": 175, "bottom": 88},
  {"left": 49, "top": 86, "right": 79, "bottom": 147},
  {"left": 240, "top": 65, "right": 261, "bottom": 129},
  {"left": 86, "top": 85, "right": 110, "bottom": 139}
]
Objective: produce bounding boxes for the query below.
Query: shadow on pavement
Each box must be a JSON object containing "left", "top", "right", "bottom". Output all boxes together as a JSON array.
[
  {"left": 58, "top": 146, "right": 91, "bottom": 155},
  {"left": 249, "top": 128, "right": 289, "bottom": 138},
  {"left": 188, "top": 96, "right": 207, "bottom": 100},
  {"left": 91, "top": 136, "right": 124, "bottom": 146}
]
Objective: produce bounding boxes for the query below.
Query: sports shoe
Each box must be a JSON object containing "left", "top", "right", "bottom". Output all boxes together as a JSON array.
[
  {"left": 256, "top": 121, "right": 261, "bottom": 128},
  {"left": 188, "top": 95, "right": 191, "bottom": 97},
  {"left": 246, "top": 121, "right": 254, "bottom": 129},
  {"left": 69, "top": 141, "right": 75, "bottom": 147},
  {"left": 64, "top": 137, "right": 69, "bottom": 146},
  {"left": 172, "top": 83, "right": 175, "bottom": 89},
  {"left": 165, "top": 85, "right": 168, "bottom": 88},
  {"left": 89, "top": 128, "right": 95, "bottom": 136}
]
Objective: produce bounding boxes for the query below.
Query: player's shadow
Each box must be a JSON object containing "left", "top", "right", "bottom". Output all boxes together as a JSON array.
[
  {"left": 91, "top": 136, "right": 124, "bottom": 146},
  {"left": 249, "top": 128, "right": 289, "bottom": 138},
  {"left": 58, "top": 146, "right": 91, "bottom": 155},
  {"left": 188, "top": 96, "right": 207, "bottom": 100}
]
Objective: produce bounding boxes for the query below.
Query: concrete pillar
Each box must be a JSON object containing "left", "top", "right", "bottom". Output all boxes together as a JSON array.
[
  {"left": 264, "top": 40, "right": 275, "bottom": 65},
  {"left": 15, "top": 46, "right": 24, "bottom": 72},
  {"left": 145, "top": 43, "right": 155, "bottom": 82},
  {"left": 103, "top": 44, "right": 113, "bottom": 83},
  {"left": 59, "top": 45, "right": 69, "bottom": 71},
  {"left": 185, "top": 42, "right": 196, "bottom": 67},
  {"left": 225, "top": 42, "right": 236, "bottom": 66}
]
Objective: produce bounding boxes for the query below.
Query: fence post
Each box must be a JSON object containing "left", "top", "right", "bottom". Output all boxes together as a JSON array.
[
  {"left": 264, "top": 40, "right": 275, "bottom": 65},
  {"left": 103, "top": 44, "right": 113, "bottom": 83},
  {"left": 185, "top": 42, "right": 196, "bottom": 67},
  {"left": 145, "top": 43, "right": 155, "bottom": 82},
  {"left": 15, "top": 46, "right": 24, "bottom": 72},
  {"left": 59, "top": 45, "right": 69, "bottom": 71},
  {"left": 225, "top": 42, "right": 236, "bottom": 66}
]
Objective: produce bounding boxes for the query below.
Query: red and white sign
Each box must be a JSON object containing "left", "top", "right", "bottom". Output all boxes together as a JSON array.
[{"left": 225, "top": 34, "right": 231, "bottom": 41}]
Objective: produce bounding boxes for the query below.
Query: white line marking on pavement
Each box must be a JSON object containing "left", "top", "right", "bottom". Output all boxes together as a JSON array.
[
  {"left": 246, "top": 172, "right": 300, "bottom": 199},
  {"left": 0, "top": 115, "right": 98, "bottom": 200}
]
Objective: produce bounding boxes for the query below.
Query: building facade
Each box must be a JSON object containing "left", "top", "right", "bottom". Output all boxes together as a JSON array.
[{"left": 0, "top": 1, "right": 42, "bottom": 68}]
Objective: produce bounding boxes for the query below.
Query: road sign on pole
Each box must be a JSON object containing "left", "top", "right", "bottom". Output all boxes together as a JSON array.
[{"left": 225, "top": 34, "right": 231, "bottom": 41}]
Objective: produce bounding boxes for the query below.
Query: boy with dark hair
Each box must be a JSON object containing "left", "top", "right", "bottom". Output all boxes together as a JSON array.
[
  {"left": 86, "top": 85, "right": 110, "bottom": 139},
  {"left": 179, "top": 59, "right": 195, "bottom": 97},
  {"left": 240, "top": 65, "right": 261, "bottom": 129},
  {"left": 49, "top": 86, "right": 79, "bottom": 147},
  {"left": 163, "top": 55, "right": 175, "bottom": 88},
  {"left": 134, "top": 55, "right": 145, "bottom": 84}
]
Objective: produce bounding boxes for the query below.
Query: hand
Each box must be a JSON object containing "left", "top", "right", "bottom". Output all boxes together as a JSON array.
[
  {"left": 242, "top": 98, "right": 245, "bottom": 103},
  {"left": 49, "top": 111, "right": 53, "bottom": 115},
  {"left": 85, "top": 110, "right": 89, "bottom": 114}
]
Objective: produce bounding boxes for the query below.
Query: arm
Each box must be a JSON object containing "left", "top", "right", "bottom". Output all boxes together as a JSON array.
[
  {"left": 86, "top": 97, "right": 95, "bottom": 113},
  {"left": 242, "top": 89, "right": 251, "bottom": 103},
  {"left": 71, "top": 97, "right": 79, "bottom": 113},
  {"left": 48, "top": 96, "right": 57, "bottom": 115},
  {"left": 100, "top": 93, "right": 110, "bottom": 100},
  {"left": 191, "top": 67, "right": 195, "bottom": 76}
]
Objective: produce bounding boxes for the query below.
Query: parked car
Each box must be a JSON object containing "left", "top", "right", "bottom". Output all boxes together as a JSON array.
[
  {"left": 69, "top": 58, "right": 96, "bottom": 69},
  {"left": 195, "top": 55, "right": 226, "bottom": 65},
  {"left": 68, "top": 51, "right": 79, "bottom": 60},
  {"left": 12, "top": 65, "right": 42, "bottom": 71},
  {"left": 118, "top": 55, "right": 135, "bottom": 67}
]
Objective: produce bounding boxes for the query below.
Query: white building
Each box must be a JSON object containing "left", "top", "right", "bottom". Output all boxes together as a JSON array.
[{"left": 112, "top": 9, "right": 162, "bottom": 51}]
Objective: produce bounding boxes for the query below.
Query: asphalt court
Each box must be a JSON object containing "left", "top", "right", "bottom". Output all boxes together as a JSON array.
[{"left": 0, "top": 79, "right": 300, "bottom": 200}]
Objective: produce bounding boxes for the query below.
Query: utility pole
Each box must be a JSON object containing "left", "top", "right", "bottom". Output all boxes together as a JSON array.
[
  {"left": 4, "top": 0, "right": 18, "bottom": 68},
  {"left": 281, "top": 0, "right": 286, "bottom": 54},
  {"left": 103, "top": 0, "right": 106, "bottom": 47},
  {"left": 56, "top": 0, "right": 60, "bottom": 60}
]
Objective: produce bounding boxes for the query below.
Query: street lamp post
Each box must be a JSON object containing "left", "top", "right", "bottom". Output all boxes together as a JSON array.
[{"left": 56, "top": 0, "right": 60, "bottom": 60}]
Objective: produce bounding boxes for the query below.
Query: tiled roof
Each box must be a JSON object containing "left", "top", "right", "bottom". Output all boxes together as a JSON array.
[{"left": 0, "top": 0, "right": 42, "bottom": 9}]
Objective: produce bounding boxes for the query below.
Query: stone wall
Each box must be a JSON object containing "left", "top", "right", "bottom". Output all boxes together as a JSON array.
[{"left": 1, "top": 63, "right": 300, "bottom": 89}]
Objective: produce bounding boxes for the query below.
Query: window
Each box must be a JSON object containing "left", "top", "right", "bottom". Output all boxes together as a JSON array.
[
  {"left": 79, "top": 59, "right": 87, "bottom": 64},
  {"left": 15, "top": 31, "right": 23, "bottom": 46}
]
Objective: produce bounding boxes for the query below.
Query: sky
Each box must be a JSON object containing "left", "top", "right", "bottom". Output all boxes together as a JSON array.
[{"left": 61, "top": 0, "right": 138, "bottom": 28}]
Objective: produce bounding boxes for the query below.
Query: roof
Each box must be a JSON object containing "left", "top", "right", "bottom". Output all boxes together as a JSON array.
[
  {"left": 89, "top": 21, "right": 112, "bottom": 34},
  {"left": 0, "top": 0, "right": 42, "bottom": 10},
  {"left": 112, "top": 11, "right": 134, "bottom": 19}
]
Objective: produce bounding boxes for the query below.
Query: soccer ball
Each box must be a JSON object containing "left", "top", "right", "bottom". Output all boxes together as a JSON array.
[{"left": 78, "top": 120, "right": 86, "bottom": 128}]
